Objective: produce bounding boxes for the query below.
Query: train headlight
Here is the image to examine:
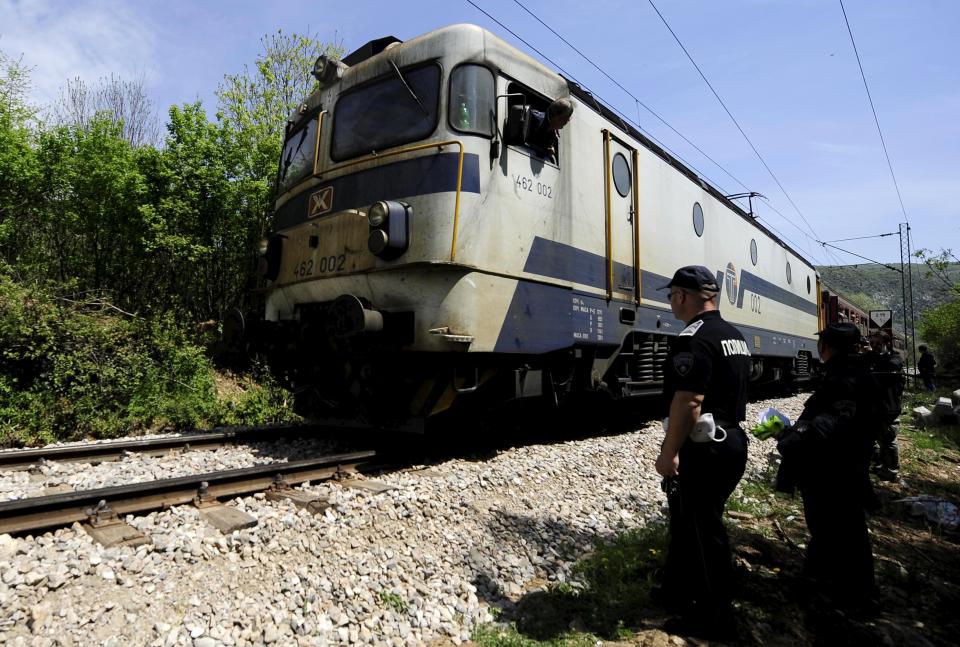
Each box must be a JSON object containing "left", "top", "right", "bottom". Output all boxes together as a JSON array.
[
  {"left": 368, "top": 229, "right": 389, "bottom": 255},
  {"left": 368, "top": 201, "right": 389, "bottom": 228},
  {"left": 366, "top": 200, "right": 411, "bottom": 260},
  {"left": 312, "top": 54, "right": 347, "bottom": 87}
]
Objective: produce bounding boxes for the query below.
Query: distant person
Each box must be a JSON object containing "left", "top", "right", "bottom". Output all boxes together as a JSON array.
[
  {"left": 776, "top": 323, "right": 879, "bottom": 609},
  {"left": 526, "top": 97, "right": 574, "bottom": 163},
  {"left": 864, "top": 332, "right": 905, "bottom": 481},
  {"left": 918, "top": 345, "right": 937, "bottom": 391},
  {"left": 653, "top": 265, "right": 749, "bottom": 641}
]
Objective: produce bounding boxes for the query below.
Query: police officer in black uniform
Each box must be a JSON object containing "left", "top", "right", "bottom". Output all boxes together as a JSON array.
[
  {"left": 655, "top": 265, "right": 750, "bottom": 640},
  {"left": 864, "top": 332, "right": 904, "bottom": 481},
  {"left": 776, "top": 323, "right": 878, "bottom": 607}
]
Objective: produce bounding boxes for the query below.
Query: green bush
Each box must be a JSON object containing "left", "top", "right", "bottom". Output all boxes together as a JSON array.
[
  {"left": 918, "top": 298, "right": 960, "bottom": 368},
  {"left": 0, "top": 271, "right": 296, "bottom": 446}
]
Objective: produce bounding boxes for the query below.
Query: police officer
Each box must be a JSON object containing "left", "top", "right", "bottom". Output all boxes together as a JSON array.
[
  {"left": 864, "top": 332, "right": 905, "bottom": 481},
  {"left": 654, "top": 265, "right": 750, "bottom": 640},
  {"left": 918, "top": 345, "right": 937, "bottom": 391},
  {"left": 776, "top": 323, "right": 878, "bottom": 607}
]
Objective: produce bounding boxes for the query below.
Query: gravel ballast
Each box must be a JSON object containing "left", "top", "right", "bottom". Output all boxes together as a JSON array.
[{"left": 0, "top": 395, "right": 807, "bottom": 646}]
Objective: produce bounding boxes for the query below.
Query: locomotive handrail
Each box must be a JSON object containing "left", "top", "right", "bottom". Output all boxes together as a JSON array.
[
  {"left": 603, "top": 129, "right": 613, "bottom": 300},
  {"left": 316, "top": 139, "right": 466, "bottom": 262},
  {"left": 632, "top": 148, "right": 641, "bottom": 305}
]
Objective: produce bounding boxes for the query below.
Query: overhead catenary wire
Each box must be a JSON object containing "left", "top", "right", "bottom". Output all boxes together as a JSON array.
[
  {"left": 646, "top": 0, "right": 823, "bottom": 244},
  {"left": 839, "top": 0, "right": 910, "bottom": 226},
  {"left": 823, "top": 232, "right": 898, "bottom": 244},
  {"left": 511, "top": 0, "right": 752, "bottom": 194},
  {"left": 508, "top": 0, "right": 841, "bottom": 267},
  {"left": 463, "top": 0, "right": 738, "bottom": 198},
  {"left": 819, "top": 241, "right": 901, "bottom": 273},
  {"left": 466, "top": 1, "right": 840, "bottom": 268}
]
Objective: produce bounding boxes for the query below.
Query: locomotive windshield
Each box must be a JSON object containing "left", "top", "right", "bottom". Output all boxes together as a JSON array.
[
  {"left": 278, "top": 116, "right": 318, "bottom": 195},
  {"left": 331, "top": 63, "right": 440, "bottom": 160}
]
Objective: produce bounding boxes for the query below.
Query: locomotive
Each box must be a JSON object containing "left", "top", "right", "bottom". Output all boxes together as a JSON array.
[{"left": 254, "top": 24, "right": 822, "bottom": 428}]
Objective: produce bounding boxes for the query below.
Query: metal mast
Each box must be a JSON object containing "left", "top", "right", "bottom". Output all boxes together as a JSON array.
[{"left": 899, "top": 223, "right": 917, "bottom": 384}]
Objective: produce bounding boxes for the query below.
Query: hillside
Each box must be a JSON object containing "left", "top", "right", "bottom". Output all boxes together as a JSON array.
[{"left": 817, "top": 263, "right": 960, "bottom": 335}]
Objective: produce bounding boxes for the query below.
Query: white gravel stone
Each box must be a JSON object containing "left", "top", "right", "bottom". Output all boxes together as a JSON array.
[{"left": 0, "top": 393, "right": 808, "bottom": 645}]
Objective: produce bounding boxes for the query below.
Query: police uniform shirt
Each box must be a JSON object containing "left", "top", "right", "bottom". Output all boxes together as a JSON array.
[{"left": 662, "top": 310, "right": 750, "bottom": 425}]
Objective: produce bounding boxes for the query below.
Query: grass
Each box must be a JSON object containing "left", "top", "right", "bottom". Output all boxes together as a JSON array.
[
  {"left": 379, "top": 591, "right": 408, "bottom": 614},
  {"left": 898, "top": 387, "right": 960, "bottom": 479},
  {"left": 727, "top": 478, "right": 777, "bottom": 516},
  {"left": 472, "top": 624, "right": 599, "bottom": 647},
  {"left": 473, "top": 523, "right": 669, "bottom": 645}
]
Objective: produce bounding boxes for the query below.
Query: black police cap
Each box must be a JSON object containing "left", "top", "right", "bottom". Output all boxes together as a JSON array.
[
  {"left": 659, "top": 265, "right": 720, "bottom": 293},
  {"left": 816, "top": 323, "right": 861, "bottom": 350}
]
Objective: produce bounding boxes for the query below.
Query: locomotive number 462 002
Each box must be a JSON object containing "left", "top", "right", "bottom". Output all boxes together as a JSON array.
[
  {"left": 513, "top": 175, "right": 553, "bottom": 199},
  {"left": 292, "top": 254, "right": 347, "bottom": 278}
]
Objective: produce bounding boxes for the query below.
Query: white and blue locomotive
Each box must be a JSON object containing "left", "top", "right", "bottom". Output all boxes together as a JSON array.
[{"left": 256, "top": 24, "right": 821, "bottom": 427}]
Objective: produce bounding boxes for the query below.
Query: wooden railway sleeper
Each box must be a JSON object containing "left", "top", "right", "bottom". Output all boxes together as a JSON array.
[{"left": 266, "top": 473, "right": 330, "bottom": 514}]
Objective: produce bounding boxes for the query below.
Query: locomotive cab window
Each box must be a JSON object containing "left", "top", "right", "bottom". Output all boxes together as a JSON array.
[
  {"left": 503, "top": 82, "right": 562, "bottom": 164},
  {"left": 449, "top": 64, "right": 494, "bottom": 136},
  {"left": 331, "top": 63, "right": 441, "bottom": 161},
  {"left": 278, "top": 114, "right": 320, "bottom": 196}
]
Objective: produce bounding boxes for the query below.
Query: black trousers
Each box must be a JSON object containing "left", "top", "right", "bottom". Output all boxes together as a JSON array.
[
  {"left": 801, "top": 480, "right": 875, "bottom": 603},
  {"left": 663, "top": 427, "right": 748, "bottom": 609}
]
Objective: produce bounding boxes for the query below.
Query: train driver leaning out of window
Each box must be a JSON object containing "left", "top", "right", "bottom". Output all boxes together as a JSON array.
[{"left": 526, "top": 97, "right": 574, "bottom": 163}]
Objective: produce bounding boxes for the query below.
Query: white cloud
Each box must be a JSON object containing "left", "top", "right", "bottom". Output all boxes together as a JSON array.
[{"left": 0, "top": 1, "right": 157, "bottom": 108}]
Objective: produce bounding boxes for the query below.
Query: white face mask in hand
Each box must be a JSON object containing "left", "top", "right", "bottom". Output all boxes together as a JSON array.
[{"left": 689, "top": 413, "right": 727, "bottom": 443}]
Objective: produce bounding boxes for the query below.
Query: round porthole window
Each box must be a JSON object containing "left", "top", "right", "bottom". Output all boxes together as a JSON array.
[
  {"left": 612, "top": 153, "right": 631, "bottom": 197},
  {"left": 750, "top": 239, "right": 758, "bottom": 266},
  {"left": 693, "top": 202, "right": 704, "bottom": 237},
  {"left": 786, "top": 261, "right": 792, "bottom": 284},
  {"left": 807, "top": 276, "right": 811, "bottom": 294}
]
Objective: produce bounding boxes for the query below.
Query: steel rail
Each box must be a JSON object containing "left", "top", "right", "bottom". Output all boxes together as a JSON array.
[
  {"left": 0, "top": 450, "right": 376, "bottom": 535},
  {"left": 0, "top": 424, "right": 327, "bottom": 471}
]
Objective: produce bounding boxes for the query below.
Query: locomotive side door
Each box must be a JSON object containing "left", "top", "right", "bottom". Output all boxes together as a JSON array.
[{"left": 602, "top": 130, "right": 640, "bottom": 303}]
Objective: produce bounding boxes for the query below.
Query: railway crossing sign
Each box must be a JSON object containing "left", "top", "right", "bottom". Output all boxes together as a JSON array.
[{"left": 869, "top": 310, "right": 893, "bottom": 335}]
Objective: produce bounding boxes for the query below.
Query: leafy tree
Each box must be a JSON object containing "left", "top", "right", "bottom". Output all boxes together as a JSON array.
[
  {"left": 52, "top": 73, "right": 160, "bottom": 148},
  {"left": 915, "top": 248, "right": 960, "bottom": 367},
  {"left": 31, "top": 114, "right": 150, "bottom": 298},
  {"left": 216, "top": 29, "right": 343, "bottom": 206},
  {"left": 144, "top": 102, "right": 246, "bottom": 320},
  {"left": 0, "top": 50, "right": 41, "bottom": 263}
]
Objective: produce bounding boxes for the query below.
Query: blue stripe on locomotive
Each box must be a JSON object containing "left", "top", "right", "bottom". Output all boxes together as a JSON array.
[
  {"left": 274, "top": 152, "right": 481, "bottom": 231},
  {"left": 494, "top": 237, "right": 816, "bottom": 356},
  {"left": 523, "top": 237, "right": 816, "bottom": 316}
]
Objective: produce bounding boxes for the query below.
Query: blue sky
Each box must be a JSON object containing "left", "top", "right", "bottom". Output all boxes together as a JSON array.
[{"left": 2, "top": 0, "right": 957, "bottom": 265}]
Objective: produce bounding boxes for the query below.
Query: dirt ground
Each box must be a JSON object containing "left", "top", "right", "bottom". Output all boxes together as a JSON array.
[
  {"left": 456, "top": 407, "right": 960, "bottom": 647},
  {"left": 680, "top": 425, "right": 960, "bottom": 646}
]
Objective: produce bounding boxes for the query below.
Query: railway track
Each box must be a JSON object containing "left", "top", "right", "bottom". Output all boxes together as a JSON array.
[
  {"left": 0, "top": 423, "right": 347, "bottom": 471},
  {"left": 0, "top": 450, "right": 377, "bottom": 537}
]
